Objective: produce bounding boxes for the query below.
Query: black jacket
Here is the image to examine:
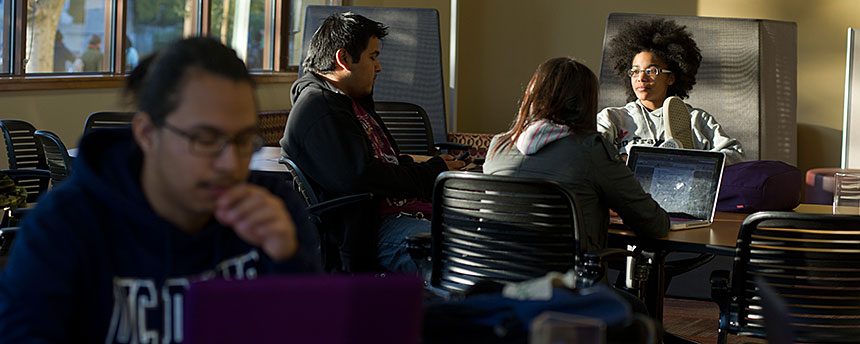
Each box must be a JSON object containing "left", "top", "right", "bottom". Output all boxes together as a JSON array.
[{"left": 280, "top": 72, "right": 448, "bottom": 271}]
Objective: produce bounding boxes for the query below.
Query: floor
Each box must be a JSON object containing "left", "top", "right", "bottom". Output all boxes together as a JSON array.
[{"left": 662, "top": 297, "right": 766, "bottom": 344}]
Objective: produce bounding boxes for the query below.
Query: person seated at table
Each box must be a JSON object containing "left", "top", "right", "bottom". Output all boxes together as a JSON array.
[
  {"left": 597, "top": 18, "right": 744, "bottom": 164},
  {"left": 280, "top": 12, "right": 464, "bottom": 273},
  {"left": 484, "top": 57, "right": 669, "bottom": 252},
  {"left": 0, "top": 37, "right": 320, "bottom": 343}
]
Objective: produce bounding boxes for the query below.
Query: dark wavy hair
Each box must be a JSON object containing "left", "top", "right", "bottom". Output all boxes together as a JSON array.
[
  {"left": 303, "top": 12, "right": 388, "bottom": 74},
  {"left": 608, "top": 18, "right": 701, "bottom": 101},
  {"left": 125, "top": 37, "right": 254, "bottom": 127},
  {"left": 490, "top": 57, "right": 599, "bottom": 156}
]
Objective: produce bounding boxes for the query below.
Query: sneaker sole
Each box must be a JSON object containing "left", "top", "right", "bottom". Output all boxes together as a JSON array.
[{"left": 662, "top": 96, "right": 695, "bottom": 149}]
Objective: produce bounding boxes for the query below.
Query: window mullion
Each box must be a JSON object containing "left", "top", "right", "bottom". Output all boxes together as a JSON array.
[
  {"left": 12, "top": 0, "right": 25, "bottom": 75},
  {"left": 200, "top": 0, "right": 211, "bottom": 37},
  {"left": 262, "top": 0, "right": 272, "bottom": 69},
  {"left": 112, "top": 0, "right": 127, "bottom": 74},
  {"left": 274, "top": 0, "right": 288, "bottom": 71}
]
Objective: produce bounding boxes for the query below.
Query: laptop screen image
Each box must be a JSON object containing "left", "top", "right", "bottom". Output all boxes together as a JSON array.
[{"left": 627, "top": 146, "right": 726, "bottom": 225}]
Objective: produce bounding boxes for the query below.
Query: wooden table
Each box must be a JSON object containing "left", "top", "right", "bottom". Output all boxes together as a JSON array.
[
  {"left": 609, "top": 204, "right": 833, "bottom": 323},
  {"left": 610, "top": 211, "right": 748, "bottom": 256}
]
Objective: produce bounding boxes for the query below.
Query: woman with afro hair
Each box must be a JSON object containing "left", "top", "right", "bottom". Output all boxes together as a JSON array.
[{"left": 596, "top": 19, "right": 744, "bottom": 164}]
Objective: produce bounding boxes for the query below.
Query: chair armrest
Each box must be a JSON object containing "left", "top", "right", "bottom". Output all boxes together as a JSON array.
[
  {"left": 0, "top": 227, "right": 18, "bottom": 255},
  {"left": 306, "top": 192, "right": 374, "bottom": 223},
  {"left": 434, "top": 142, "right": 471, "bottom": 151},
  {"left": 405, "top": 231, "right": 431, "bottom": 261},
  {"left": 0, "top": 207, "right": 31, "bottom": 228},
  {"left": 584, "top": 248, "right": 631, "bottom": 262},
  {"left": 2, "top": 169, "right": 51, "bottom": 179},
  {"left": 579, "top": 248, "right": 632, "bottom": 287}
]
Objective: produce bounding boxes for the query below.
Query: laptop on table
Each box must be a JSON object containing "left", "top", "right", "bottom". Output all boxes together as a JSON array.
[{"left": 624, "top": 146, "right": 726, "bottom": 230}]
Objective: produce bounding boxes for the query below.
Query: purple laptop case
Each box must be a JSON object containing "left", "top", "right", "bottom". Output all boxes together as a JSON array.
[{"left": 184, "top": 275, "right": 423, "bottom": 344}]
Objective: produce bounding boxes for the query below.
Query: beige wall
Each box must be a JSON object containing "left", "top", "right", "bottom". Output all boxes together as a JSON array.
[
  {"left": 0, "top": 0, "right": 856, "bottom": 175},
  {"left": 696, "top": 0, "right": 859, "bottom": 179},
  {"left": 455, "top": 0, "right": 698, "bottom": 134},
  {"left": 454, "top": 0, "right": 859, "bottom": 174}
]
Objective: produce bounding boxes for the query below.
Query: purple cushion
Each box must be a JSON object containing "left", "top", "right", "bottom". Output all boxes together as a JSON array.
[
  {"left": 716, "top": 160, "right": 802, "bottom": 213},
  {"left": 184, "top": 275, "right": 423, "bottom": 344}
]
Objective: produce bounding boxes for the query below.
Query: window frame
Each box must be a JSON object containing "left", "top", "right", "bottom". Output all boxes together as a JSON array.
[{"left": 0, "top": 0, "right": 297, "bottom": 91}]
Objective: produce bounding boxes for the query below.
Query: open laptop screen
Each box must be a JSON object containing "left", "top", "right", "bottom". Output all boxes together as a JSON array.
[{"left": 627, "top": 146, "right": 726, "bottom": 221}]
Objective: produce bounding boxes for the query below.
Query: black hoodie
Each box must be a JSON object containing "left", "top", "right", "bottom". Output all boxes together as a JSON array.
[
  {"left": 0, "top": 129, "right": 320, "bottom": 343},
  {"left": 281, "top": 72, "right": 448, "bottom": 271}
]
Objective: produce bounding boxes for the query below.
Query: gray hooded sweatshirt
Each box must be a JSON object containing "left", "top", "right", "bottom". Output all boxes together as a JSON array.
[{"left": 483, "top": 120, "right": 669, "bottom": 252}]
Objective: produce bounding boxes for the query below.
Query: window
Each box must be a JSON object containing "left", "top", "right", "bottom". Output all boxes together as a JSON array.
[
  {"left": 126, "top": 0, "right": 199, "bottom": 72},
  {"left": 210, "top": 0, "right": 271, "bottom": 71},
  {"left": 0, "top": 0, "right": 339, "bottom": 84},
  {"left": 27, "top": 0, "right": 107, "bottom": 74},
  {"left": 1, "top": 0, "right": 8, "bottom": 74}
]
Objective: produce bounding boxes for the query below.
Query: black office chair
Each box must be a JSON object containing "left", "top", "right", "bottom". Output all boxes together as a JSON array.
[
  {"left": 278, "top": 157, "right": 373, "bottom": 272},
  {"left": 710, "top": 211, "right": 860, "bottom": 344},
  {"left": 429, "top": 172, "right": 627, "bottom": 295},
  {"left": 375, "top": 102, "right": 469, "bottom": 156},
  {"left": 34, "top": 130, "right": 73, "bottom": 186},
  {"left": 83, "top": 111, "right": 135, "bottom": 135},
  {"left": 0, "top": 120, "right": 51, "bottom": 203},
  {"left": 0, "top": 119, "right": 48, "bottom": 170}
]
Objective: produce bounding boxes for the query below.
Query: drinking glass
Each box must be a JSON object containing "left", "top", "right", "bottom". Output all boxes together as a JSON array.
[{"left": 833, "top": 172, "right": 860, "bottom": 215}]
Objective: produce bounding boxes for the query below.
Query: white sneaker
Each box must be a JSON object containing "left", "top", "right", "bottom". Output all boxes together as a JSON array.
[{"left": 662, "top": 96, "right": 694, "bottom": 149}]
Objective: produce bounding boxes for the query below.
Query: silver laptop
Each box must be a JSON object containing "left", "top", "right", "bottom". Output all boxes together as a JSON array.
[{"left": 626, "top": 146, "right": 726, "bottom": 230}]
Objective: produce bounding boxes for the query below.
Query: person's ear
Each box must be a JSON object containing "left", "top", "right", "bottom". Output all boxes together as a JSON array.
[
  {"left": 334, "top": 48, "right": 352, "bottom": 71},
  {"left": 132, "top": 112, "right": 157, "bottom": 154},
  {"left": 667, "top": 72, "right": 676, "bottom": 86}
]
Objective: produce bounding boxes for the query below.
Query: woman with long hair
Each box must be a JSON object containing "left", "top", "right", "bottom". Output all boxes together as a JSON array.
[{"left": 484, "top": 57, "right": 668, "bottom": 251}]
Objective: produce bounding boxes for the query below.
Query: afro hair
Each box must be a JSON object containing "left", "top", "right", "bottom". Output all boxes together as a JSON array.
[{"left": 607, "top": 18, "right": 702, "bottom": 102}]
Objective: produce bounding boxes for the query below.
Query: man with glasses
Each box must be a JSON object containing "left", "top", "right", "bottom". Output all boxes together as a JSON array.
[
  {"left": 597, "top": 18, "right": 744, "bottom": 164},
  {"left": 0, "top": 38, "right": 319, "bottom": 343}
]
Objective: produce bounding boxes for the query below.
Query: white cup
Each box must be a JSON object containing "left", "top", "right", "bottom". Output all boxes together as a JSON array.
[{"left": 833, "top": 172, "right": 860, "bottom": 215}]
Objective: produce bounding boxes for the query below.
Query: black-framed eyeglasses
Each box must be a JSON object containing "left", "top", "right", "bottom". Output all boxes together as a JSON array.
[
  {"left": 162, "top": 122, "right": 264, "bottom": 157},
  {"left": 627, "top": 68, "right": 672, "bottom": 78}
]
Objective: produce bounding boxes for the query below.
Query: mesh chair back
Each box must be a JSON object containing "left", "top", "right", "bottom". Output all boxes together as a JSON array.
[
  {"left": 430, "top": 172, "right": 583, "bottom": 294},
  {"left": 34, "top": 130, "right": 73, "bottom": 185},
  {"left": 375, "top": 102, "right": 435, "bottom": 155},
  {"left": 726, "top": 211, "right": 860, "bottom": 343},
  {"left": 83, "top": 111, "right": 135, "bottom": 135},
  {"left": 0, "top": 119, "right": 47, "bottom": 170},
  {"left": 598, "top": 13, "right": 797, "bottom": 164},
  {"left": 301, "top": 6, "right": 448, "bottom": 143}
]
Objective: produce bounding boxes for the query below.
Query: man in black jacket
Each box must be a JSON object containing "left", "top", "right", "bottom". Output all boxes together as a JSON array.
[{"left": 281, "top": 12, "right": 463, "bottom": 272}]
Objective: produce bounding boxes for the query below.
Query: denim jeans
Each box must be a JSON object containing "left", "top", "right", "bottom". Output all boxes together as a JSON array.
[{"left": 377, "top": 212, "right": 430, "bottom": 273}]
